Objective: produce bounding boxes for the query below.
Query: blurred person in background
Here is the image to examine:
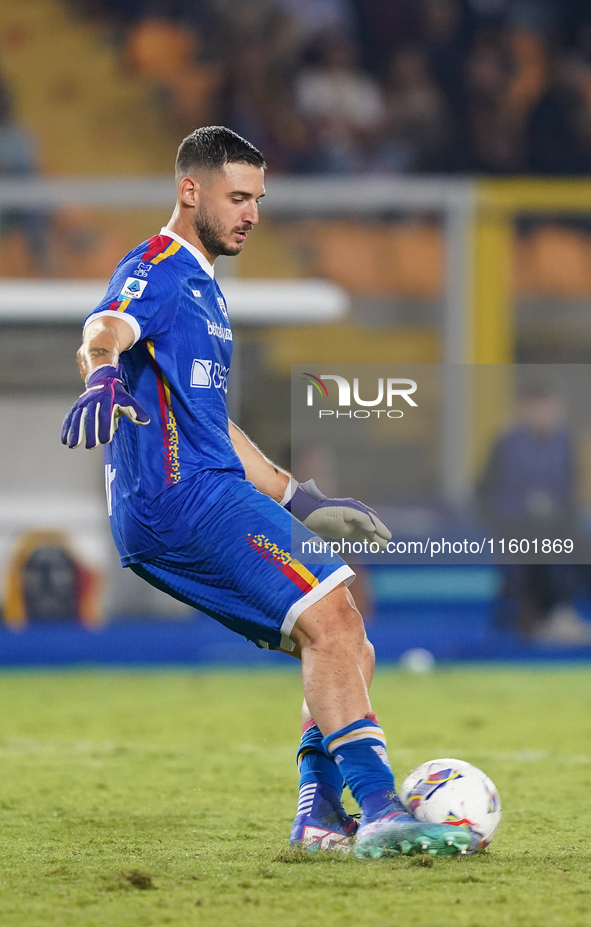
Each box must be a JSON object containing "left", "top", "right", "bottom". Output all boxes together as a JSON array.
[
  {"left": 74, "top": 0, "right": 215, "bottom": 38},
  {"left": 274, "top": 0, "right": 357, "bottom": 52},
  {"left": 528, "top": 50, "right": 591, "bottom": 175},
  {"left": 0, "top": 77, "right": 52, "bottom": 273},
  {"left": 122, "top": 0, "right": 227, "bottom": 132},
  {"left": 354, "top": 0, "right": 420, "bottom": 77},
  {"left": 375, "top": 44, "right": 450, "bottom": 173},
  {"left": 422, "top": 0, "right": 471, "bottom": 114},
  {"left": 218, "top": 3, "right": 305, "bottom": 174},
  {"left": 221, "top": 41, "right": 299, "bottom": 172},
  {"left": 563, "top": 1, "right": 591, "bottom": 48},
  {"left": 464, "top": 0, "right": 510, "bottom": 28},
  {"left": 506, "top": 0, "right": 561, "bottom": 34},
  {"left": 208, "top": 0, "right": 294, "bottom": 61},
  {"left": 293, "top": 32, "right": 385, "bottom": 173},
  {"left": 460, "top": 29, "right": 527, "bottom": 172},
  {"left": 465, "top": 0, "right": 560, "bottom": 31},
  {"left": 73, "top": 0, "right": 591, "bottom": 178},
  {"left": 477, "top": 387, "right": 591, "bottom": 645}
]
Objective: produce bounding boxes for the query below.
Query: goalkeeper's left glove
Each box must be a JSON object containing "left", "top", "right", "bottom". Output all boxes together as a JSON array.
[{"left": 283, "top": 479, "right": 392, "bottom": 549}]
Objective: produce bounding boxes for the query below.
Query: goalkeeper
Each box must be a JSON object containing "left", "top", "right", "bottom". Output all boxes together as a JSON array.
[{"left": 62, "top": 126, "right": 474, "bottom": 859}]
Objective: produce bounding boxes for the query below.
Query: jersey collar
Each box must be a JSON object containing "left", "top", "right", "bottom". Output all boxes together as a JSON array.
[{"left": 159, "top": 227, "right": 215, "bottom": 278}]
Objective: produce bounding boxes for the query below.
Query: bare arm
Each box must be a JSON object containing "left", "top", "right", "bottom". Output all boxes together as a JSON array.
[
  {"left": 77, "top": 316, "right": 135, "bottom": 382},
  {"left": 229, "top": 420, "right": 291, "bottom": 503},
  {"left": 63, "top": 314, "right": 148, "bottom": 450}
]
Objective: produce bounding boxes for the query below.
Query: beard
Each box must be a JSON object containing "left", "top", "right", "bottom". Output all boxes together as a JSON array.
[{"left": 194, "top": 203, "right": 246, "bottom": 257}]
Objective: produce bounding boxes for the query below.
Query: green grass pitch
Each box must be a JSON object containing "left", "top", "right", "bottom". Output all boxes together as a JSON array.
[{"left": 0, "top": 665, "right": 590, "bottom": 926}]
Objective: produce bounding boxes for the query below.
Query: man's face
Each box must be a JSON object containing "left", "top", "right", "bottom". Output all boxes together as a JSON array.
[
  {"left": 193, "top": 162, "right": 265, "bottom": 259},
  {"left": 520, "top": 396, "right": 563, "bottom": 436}
]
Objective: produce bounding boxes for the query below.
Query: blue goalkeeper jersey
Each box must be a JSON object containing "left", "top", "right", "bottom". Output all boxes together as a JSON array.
[{"left": 84, "top": 228, "right": 245, "bottom": 565}]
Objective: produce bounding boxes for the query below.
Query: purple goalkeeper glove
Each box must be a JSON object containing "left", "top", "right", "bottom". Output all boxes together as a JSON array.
[
  {"left": 284, "top": 479, "right": 392, "bottom": 549},
  {"left": 61, "top": 364, "right": 150, "bottom": 450}
]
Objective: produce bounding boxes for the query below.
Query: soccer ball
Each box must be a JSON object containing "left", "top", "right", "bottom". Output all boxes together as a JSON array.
[{"left": 400, "top": 758, "right": 502, "bottom": 851}]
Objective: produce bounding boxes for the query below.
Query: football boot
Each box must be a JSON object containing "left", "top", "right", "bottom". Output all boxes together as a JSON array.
[
  {"left": 354, "top": 791, "right": 478, "bottom": 859},
  {"left": 290, "top": 782, "right": 358, "bottom": 852}
]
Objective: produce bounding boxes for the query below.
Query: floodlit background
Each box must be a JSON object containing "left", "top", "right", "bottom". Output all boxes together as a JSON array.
[{"left": 3, "top": 0, "right": 591, "bottom": 659}]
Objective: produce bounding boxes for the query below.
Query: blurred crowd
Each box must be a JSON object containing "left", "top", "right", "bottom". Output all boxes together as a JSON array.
[{"left": 65, "top": 0, "right": 591, "bottom": 175}]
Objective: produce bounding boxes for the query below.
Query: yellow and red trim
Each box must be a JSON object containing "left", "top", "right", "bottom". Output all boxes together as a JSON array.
[
  {"left": 142, "top": 233, "right": 182, "bottom": 265},
  {"left": 146, "top": 340, "right": 181, "bottom": 485},
  {"left": 281, "top": 559, "right": 319, "bottom": 594}
]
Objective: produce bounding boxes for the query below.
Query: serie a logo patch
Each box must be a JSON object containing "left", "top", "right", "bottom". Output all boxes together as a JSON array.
[{"left": 119, "top": 277, "right": 148, "bottom": 300}]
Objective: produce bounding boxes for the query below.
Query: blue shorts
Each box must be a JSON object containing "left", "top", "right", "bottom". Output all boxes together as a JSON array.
[{"left": 130, "top": 478, "right": 354, "bottom": 650}]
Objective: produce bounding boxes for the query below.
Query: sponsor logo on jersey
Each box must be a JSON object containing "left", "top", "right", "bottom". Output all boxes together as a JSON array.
[
  {"left": 192, "top": 289, "right": 201, "bottom": 298},
  {"left": 133, "top": 262, "right": 153, "bottom": 278},
  {"left": 213, "top": 362, "right": 228, "bottom": 392},
  {"left": 207, "top": 319, "right": 233, "bottom": 342},
  {"left": 217, "top": 296, "right": 229, "bottom": 320},
  {"left": 190, "top": 359, "right": 212, "bottom": 388},
  {"left": 189, "top": 360, "right": 228, "bottom": 391},
  {"left": 119, "top": 277, "right": 148, "bottom": 300}
]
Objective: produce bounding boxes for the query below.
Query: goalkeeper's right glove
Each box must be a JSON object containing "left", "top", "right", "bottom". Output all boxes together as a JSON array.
[
  {"left": 283, "top": 479, "right": 392, "bottom": 549},
  {"left": 61, "top": 364, "right": 150, "bottom": 450}
]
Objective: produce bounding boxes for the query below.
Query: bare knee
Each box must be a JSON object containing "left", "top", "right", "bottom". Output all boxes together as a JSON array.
[{"left": 290, "top": 584, "right": 366, "bottom": 652}]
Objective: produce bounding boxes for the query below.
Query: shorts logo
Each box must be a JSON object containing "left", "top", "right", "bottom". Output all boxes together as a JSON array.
[
  {"left": 133, "top": 262, "right": 152, "bottom": 278},
  {"left": 191, "top": 359, "right": 212, "bottom": 388},
  {"left": 246, "top": 533, "right": 320, "bottom": 594},
  {"left": 217, "top": 296, "right": 229, "bottom": 321},
  {"left": 119, "top": 277, "right": 148, "bottom": 299}
]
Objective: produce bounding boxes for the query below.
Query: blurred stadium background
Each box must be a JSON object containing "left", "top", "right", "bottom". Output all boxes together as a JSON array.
[{"left": 3, "top": 0, "right": 591, "bottom": 664}]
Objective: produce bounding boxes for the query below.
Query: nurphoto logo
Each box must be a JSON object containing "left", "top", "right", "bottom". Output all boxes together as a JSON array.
[{"left": 302, "top": 373, "right": 418, "bottom": 419}]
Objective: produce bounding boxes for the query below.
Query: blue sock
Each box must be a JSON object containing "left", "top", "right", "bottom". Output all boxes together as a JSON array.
[
  {"left": 322, "top": 718, "right": 395, "bottom": 812},
  {"left": 297, "top": 721, "right": 343, "bottom": 793}
]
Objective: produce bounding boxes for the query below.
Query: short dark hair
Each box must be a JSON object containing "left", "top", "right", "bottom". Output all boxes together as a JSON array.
[{"left": 175, "top": 126, "right": 266, "bottom": 177}]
